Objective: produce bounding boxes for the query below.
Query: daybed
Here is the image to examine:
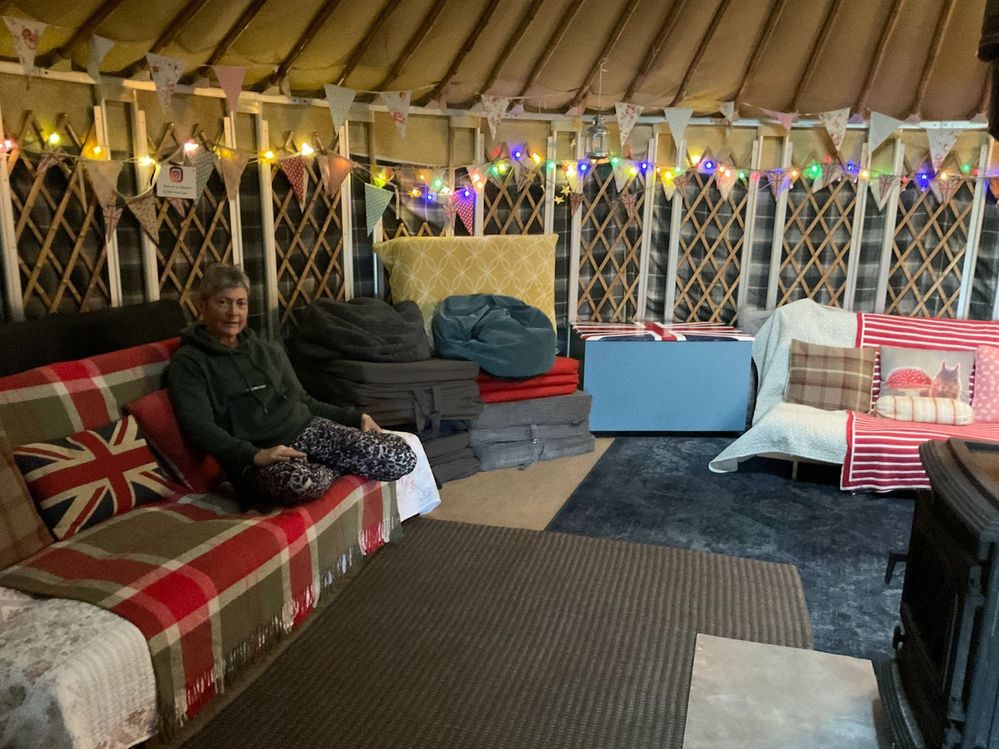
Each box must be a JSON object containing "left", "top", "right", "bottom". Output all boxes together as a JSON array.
[
  {"left": 709, "top": 299, "right": 999, "bottom": 492},
  {"left": 0, "top": 302, "right": 440, "bottom": 749}
]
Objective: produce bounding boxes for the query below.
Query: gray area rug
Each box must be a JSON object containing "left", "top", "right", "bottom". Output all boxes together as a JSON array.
[{"left": 181, "top": 519, "right": 811, "bottom": 749}]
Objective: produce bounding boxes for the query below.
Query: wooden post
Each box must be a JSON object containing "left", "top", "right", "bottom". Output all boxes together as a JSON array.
[
  {"left": 874, "top": 138, "right": 906, "bottom": 313},
  {"left": 960, "top": 141, "right": 991, "bottom": 318},
  {"left": 93, "top": 102, "right": 122, "bottom": 307},
  {"left": 474, "top": 127, "right": 485, "bottom": 235},
  {"left": 128, "top": 95, "right": 160, "bottom": 301},
  {"left": 254, "top": 114, "right": 279, "bottom": 338},
  {"left": 543, "top": 132, "right": 555, "bottom": 236},
  {"left": 663, "top": 136, "right": 685, "bottom": 321},
  {"left": 764, "top": 135, "right": 793, "bottom": 310},
  {"left": 844, "top": 142, "right": 871, "bottom": 310},
  {"left": 338, "top": 121, "right": 355, "bottom": 299},
  {"left": 222, "top": 113, "right": 245, "bottom": 270},
  {"left": 0, "top": 99, "right": 24, "bottom": 320},
  {"left": 567, "top": 122, "right": 584, "bottom": 324},
  {"left": 736, "top": 136, "right": 764, "bottom": 314},
  {"left": 636, "top": 134, "right": 657, "bottom": 320}
]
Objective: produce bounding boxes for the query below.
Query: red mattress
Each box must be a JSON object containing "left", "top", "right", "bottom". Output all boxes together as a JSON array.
[{"left": 477, "top": 356, "right": 580, "bottom": 403}]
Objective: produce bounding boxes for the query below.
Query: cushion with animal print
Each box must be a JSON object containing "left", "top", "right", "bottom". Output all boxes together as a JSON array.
[{"left": 878, "top": 346, "right": 975, "bottom": 404}]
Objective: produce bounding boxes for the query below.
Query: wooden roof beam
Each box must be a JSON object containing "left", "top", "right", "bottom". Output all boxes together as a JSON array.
[
  {"left": 124, "top": 0, "right": 211, "bottom": 76},
  {"left": 420, "top": 0, "right": 503, "bottom": 106},
  {"left": 41, "top": 0, "right": 125, "bottom": 67},
  {"left": 568, "top": 0, "right": 643, "bottom": 113},
  {"left": 205, "top": 0, "right": 269, "bottom": 68},
  {"left": 733, "top": 0, "right": 788, "bottom": 108},
  {"left": 855, "top": 0, "right": 905, "bottom": 115},
  {"left": 671, "top": 0, "right": 733, "bottom": 107},
  {"left": 269, "top": 0, "right": 345, "bottom": 89},
  {"left": 789, "top": 0, "right": 844, "bottom": 112},
  {"left": 518, "top": 0, "right": 584, "bottom": 98},
  {"left": 335, "top": 0, "right": 404, "bottom": 87},
  {"left": 623, "top": 0, "right": 689, "bottom": 102},
  {"left": 912, "top": 0, "right": 957, "bottom": 117},
  {"left": 374, "top": 0, "right": 449, "bottom": 91},
  {"left": 478, "top": 2, "right": 543, "bottom": 100}
]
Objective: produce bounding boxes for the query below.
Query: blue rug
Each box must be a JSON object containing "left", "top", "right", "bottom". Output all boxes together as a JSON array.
[{"left": 547, "top": 436, "right": 915, "bottom": 662}]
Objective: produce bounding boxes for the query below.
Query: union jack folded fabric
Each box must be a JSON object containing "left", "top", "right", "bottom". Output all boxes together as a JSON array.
[
  {"left": 0, "top": 475, "right": 398, "bottom": 733},
  {"left": 572, "top": 321, "right": 752, "bottom": 341}
]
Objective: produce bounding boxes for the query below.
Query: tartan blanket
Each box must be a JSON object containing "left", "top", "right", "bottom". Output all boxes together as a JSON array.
[{"left": 0, "top": 475, "right": 398, "bottom": 733}]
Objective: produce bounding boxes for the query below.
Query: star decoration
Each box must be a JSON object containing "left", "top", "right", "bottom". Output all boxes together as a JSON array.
[{"left": 554, "top": 195, "right": 564, "bottom": 204}]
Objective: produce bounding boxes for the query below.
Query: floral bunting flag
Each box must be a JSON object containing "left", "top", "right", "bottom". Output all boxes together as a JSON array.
[
  {"left": 568, "top": 192, "right": 584, "bottom": 214},
  {"left": 364, "top": 182, "right": 393, "bottom": 235},
  {"left": 620, "top": 193, "right": 638, "bottom": 223},
  {"left": 212, "top": 65, "right": 246, "bottom": 113},
  {"left": 870, "top": 174, "right": 896, "bottom": 211},
  {"left": 615, "top": 102, "right": 643, "bottom": 147},
  {"left": 451, "top": 190, "right": 475, "bottom": 234},
  {"left": 612, "top": 159, "right": 632, "bottom": 192},
  {"left": 84, "top": 159, "right": 122, "bottom": 207},
  {"left": 926, "top": 128, "right": 958, "bottom": 173},
  {"left": 931, "top": 176, "right": 959, "bottom": 204},
  {"left": 3, "top": 17, "right": 46, "bottom": 77},
  {"left": 819, "top": 108, "right": 850, "bottom": 155},
  {"left": 481, "top": 95, "right": 510, "bottom": 139},
  {"left": 125, "top": 191, "right": 161, "bottom": 239},
  {"left": 279, "top": 156, "right": 308, "bottom": 209},
  {"left": 146, "top": 53, "right": 184, "bottom": 111},
  {"left": 716, "top": 166, "right": 738, "bottom": 201},
  {"left": 760, "top": 109, "right": 798, "bottom": 134},
  {"left": 216, "top": 153, "right": 249, "bottom": 201},
  {"left": 101, "top": 201, "right": 122, "bottom": 241},
  {"left": 88, "top": 35, "right": 114, "bottom": 84},
  {"left": 382, "top": 90, "right": 411, "bottom": 138},
  {"left": 191, "top": 149, "right": 216, "bottom": 200},
  {"left": 663, "top": 107, "right": 693, "bottom": 143},
  {"left": 719, "top": 101, "right": 737, "bottom": 124},
  {"left": 36, "top": 151, "right": 66, "bottom": 178},
  {"left": 324, "top": 84, "right": 356, "bottom": 132},
  {"left": 868, "top": 112, "right": 905, "bottom": 153},
  {"left": 319, "top": 153, "right": 352, "bottom": 197}
]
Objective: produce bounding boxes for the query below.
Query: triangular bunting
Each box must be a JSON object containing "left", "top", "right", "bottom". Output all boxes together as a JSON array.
[
  {"left": 125, "top": 191, "right": 161, "bottom": 240},
  {"left": 760, "top": 108, "right": 798, "bottom": 133},
  {"left": 36, "top": 151, "right": 66, "bottom": 178},
  {"left": 319, "top": 153, "right": 352, "bottom": 197},
  {"left": 868, "top": 112, "right": 905, "bottom": 153},
  {"left": 716, "top": 166, "right": 738, "bottom": 201},
  {"left": 615, "top": 102, "right": 643, "bottom": 147},
  {"left": 767, "top": 170, "right": 792, "bottom": 200},
  {"left": 279, "top": 156, "right": 308, "bottom": 209},
  {"left": 191, "top": 149, "right": 216, "bottom": 200},
  {"left": 819, "top": 108, "right": 850, "bottom": 155},
  {"left": 146, "top": 53, "right": 184, "bottom": 111},
  {"left": 926, "top": 128, "right": 959, "bottom": 173},
  {"left": 382, "top": 90, "right": 411, "bottom": 138},
  {"left": 324, "top": 84, "right": 356, "bottom": 132},
  {"left": 84, "top": 159, "right": 123, "bottom": 206},
  {"left": 481, "top": 95, "right": 510, "bottom": 139},
  {"left": 663, "top": 107, "right": 693, "bottom": 142},
  {"left": 88, "top": 35, "right": 114, "bottom": 83},
  {"left": 870, "top": 174, "right": 896, "bottom": 211},
  {"left": 365, "top": 182, "right": 393, "bottom": 236},
  {"left": 931, "top": 176, "right": 959, "bottom": 204},
  {"left": 216, "top": 153, "right": 249, "bottom": 201},
  {"left": 508, "top": 102, "right": 525, "bottom": 118},
  {"left": 100, "top": 201, "right": 122, "bottom": 241},
  {"left": 612, "top": 160, "right": 632, "bottom": 192},
  {"left": 450, "top": 190, "right": 475, "bottom": 234},
  {"left": 3, "top": 17, "right": 46, "bottom": 76},
  {"left": 620, "top": 193, "right": 638, "bottom": 223},
  {"left": 212, "top": 65, "right": 246, "bottom": 114},
  {"left": 661, "top": 177, "right": 677, "bottom": 201},
  {"left": 719, "top": 101, "right": 737, "bottom": 124}
]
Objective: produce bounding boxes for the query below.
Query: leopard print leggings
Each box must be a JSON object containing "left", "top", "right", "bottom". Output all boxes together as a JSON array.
[{"left": 254, "top": 417, "right": 416, "bottom": 506}]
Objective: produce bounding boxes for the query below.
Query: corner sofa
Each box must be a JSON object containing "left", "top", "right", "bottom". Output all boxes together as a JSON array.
[
  {"left": 709, "top": 298, "right": 999, "bottom": 492},
  {"left": 0, "top": 303, "right": 439, "bottom": 748}
]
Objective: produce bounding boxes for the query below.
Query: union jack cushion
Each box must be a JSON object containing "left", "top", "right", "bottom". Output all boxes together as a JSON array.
[{"left": 13, "top": 415, "right": 181, "bottom": 540}]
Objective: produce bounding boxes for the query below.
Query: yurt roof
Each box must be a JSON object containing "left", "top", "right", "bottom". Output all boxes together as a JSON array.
[{"left": 8, "top": 0, "right": 990, "bottom": 122}]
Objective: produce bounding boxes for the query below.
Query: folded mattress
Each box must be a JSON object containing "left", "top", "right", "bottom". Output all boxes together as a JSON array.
[
  {"left": 428, "top": 450, "right": 480, "bottom": 484},
  {"left": 476, "top": 356, "right": 580, "bottom": 403},
  {"left": 473, "top": 433, "right": 595, "bottom": 471}
]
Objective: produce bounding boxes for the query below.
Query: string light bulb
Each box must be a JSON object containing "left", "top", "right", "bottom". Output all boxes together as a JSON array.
[
  {"left": 300, "top": 143, "right": 315, "bottom": 156},
  {"left": 139, "top": 155, "right": 156, "bottom": 167},
  {"left": 183, "top": 140, "right": 198, "bottom": 154},
  {"left": 0, "top": 138, "right": 12, "bottom": 153},
  {"left": 262, "top": 149, "right": 275, "bottom": 162},
  {"left": 531, "top": 152, "right": 542, "bottom": 164},
  {"left": 47, "top": 133, "right": 60, "bottom": 146},
  {"left": 859, "top": 169, "right": 870, "bottom": 180}
]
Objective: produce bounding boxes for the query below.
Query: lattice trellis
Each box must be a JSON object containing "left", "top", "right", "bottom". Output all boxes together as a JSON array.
[
  {"left": 885, "top": 181, "right": 975, "bottom": 318},
  {"left": 673, "top": 169, "right": 749, "bottom": 323},
  {"left": 576, "top": 164, "right": 646, "bottom": 322},
  {"left": 148, "top": 123, "right": 235, "bottom": 319},
  {"left": 8, "top": 113, "right": 111, "bottom": 318},
  {"left": 775, "top": 177, "right": 858, "bottom": 308},
  {"left": 272, "top": 134, "right": 347, "bottom": 331},
  {"left": 383, "top": 195, "right": 448, "bottom": 238},
  {"left": 482, "top": 160, "right": 545, "bottom": 235}
]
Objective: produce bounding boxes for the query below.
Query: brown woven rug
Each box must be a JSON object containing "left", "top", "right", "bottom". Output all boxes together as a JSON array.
[{"left": 181, "top": 519, "right": 812, "bottom": 749}]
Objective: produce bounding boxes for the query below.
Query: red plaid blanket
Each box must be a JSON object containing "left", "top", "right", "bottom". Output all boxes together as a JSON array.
[{"left": 0, "top": 475, "right": 397, "bottom": 732}]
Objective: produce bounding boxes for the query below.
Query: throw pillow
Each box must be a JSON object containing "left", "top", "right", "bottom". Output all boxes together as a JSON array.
[
  {"left": 973, "top": 346, "right": 999, "bottom": 422},
  {"left": 784, "top": 340, "right": 876, "bottom": 413},
  {"left": 127, "top": 389, "right": 225, "bottom": 493},
  {"left": 875, "top": 396, "right": 974, "bottom": 425},
  {"left": 0, "top": 427, "right": 52, "bottom": 568},
  {"left": 13, "top": 415, "right": 179, "bottom": 540},
  {"left": 879, "top": 346, "right": 975, "bottom": 403}
]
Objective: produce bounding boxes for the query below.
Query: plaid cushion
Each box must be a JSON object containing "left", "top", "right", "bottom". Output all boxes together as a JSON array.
[
  {"left": 14, "top": 415, "right": 179, "bottom": 540},
  {"left": 0, "top": 427, "right": 52, "bottom": 569},
  {"left": 0, "top": 338, "right": 179, "bottom": 448},
  {"left": 785, "top": 340, "right": 876, "bottom": 413}
]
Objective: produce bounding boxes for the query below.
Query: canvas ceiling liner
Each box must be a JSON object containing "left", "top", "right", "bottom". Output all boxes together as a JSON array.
[{"left": 3, "top": 0, "right": 989, "bottom": 122}]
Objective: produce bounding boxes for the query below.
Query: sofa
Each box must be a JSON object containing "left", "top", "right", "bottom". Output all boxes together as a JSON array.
[
  {"left": 709, "top": 299, "right": 999, "bottom": 492},
  {"left": 0, "top": 302, "right": 440, "bottom": 748}
]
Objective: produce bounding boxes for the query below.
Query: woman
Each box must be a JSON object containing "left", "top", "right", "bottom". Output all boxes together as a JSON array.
[{"left": 168, "top": 264, "right": 415, "bottom": 506}]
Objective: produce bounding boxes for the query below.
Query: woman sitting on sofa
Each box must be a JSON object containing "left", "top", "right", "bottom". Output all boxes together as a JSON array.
[{"left": 168, "top": 263, "right": 415, "bottom": 506}]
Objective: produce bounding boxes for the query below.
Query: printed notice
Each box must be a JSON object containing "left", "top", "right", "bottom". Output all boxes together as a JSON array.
[{"left": 155, "top": 164, "right": 197, "bottom": 199}]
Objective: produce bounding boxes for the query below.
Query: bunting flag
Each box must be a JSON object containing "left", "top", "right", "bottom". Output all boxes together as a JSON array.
[
  {"left": 279, "top": 156, "right": 308, "bottom": 209},
  {"left": 84, "top": 159, "right": 123, "bottom": 207},
  {"left": 760, "top": 109, "right": 798, "bottom": 133},
  {"left": 719, "top": 101, "right": 737, "bottom": 124},
  {"left": 615, "top": 102, "right": 643, "bottom": 147},
  {"left": 927, "top": 128, "right": 958, "bottom": 173},
  {"left": 930, "top": 176, "right": 959, "bottom": 204},
  {"left": 819, "top": 108, "right": 850, "bottom": 155},
  {"left": 568, "top": 192, "right": 584, "bottom": 214},
  {"left": 663, "top": 107, "right": 693, "bottom": 142},
  {"left": 36, "top": 151, "right": 66, "bottom": 178},
  {"left": 382, "top": 90, "right": 411, "bottom": 138},
  {"left": 100, "top": 201, "right": 122, "bottom": 241},
  {"left": 451, "top": 191, "right": 475, "bottom": 234},
  {"left": 563, "top": 169, "right": 581, "bottom": 194},
  {"left": 868, "top": 112, "right": 905, "bottom": 153},
  {"left": 564, "top": 101, "right": 585, "bottom": 118},
  {"left": 191, "top": 149, "right": 216, "bottom": 200},
  {"left": 125, "top": 191, "right": 161, "bottom": 239},
  {"left": 767, "top": 169, "right": 795, "bottom": 199},
  {"left": 427, "top": 84, "right": 449, "bottom": 112},
  {"left": 716, "top": 167, "right": 739, "bottom": 201},
  {"left": 216, "top": 153, "right": 249, "bottom": 201},
  {"left": 612, "top": 159, "right": 632, "bottom": 192},
  {"left": 3, "top": 17, "right": 46, "bottom": 76},
  {"left": 815, "top": 161, "right": 845, "bottom": 191},
  {"left": 507, "top": 102, "right": 525, "bottom": 118},
  {"left": 620, "top": 193, "right": 638, "bottom": 223},
  {"left": 88, "top": 35, "right": 114, "bottom": 84},
  {"left": 319, "top": 153, "right": 352, "bottom": 197},
  {"left": 870, "top": 174, "right": 897, "bottom": 211},
  {"left": 146, "top": 53, "right": 184, "bottom": 111},
  {"left": 212, "top": 65, "right": 246, "bottom": 113},
  {"left": 661, "top": 177, "right": 677, "bottom": 201},
  {"left": 324, "top": 84, "right": 356, "bottom": 132},
  {"left": 481, "top": 95, "right": 510, "bottom": 139},
  {"left": 364, "top": 182, "right": 393, "bottom": 235}
]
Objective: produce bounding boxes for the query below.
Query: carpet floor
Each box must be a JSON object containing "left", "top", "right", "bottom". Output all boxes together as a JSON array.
[
  {"left": 547, "top": 435, "right": 915, "bottom": 662},
  {"left": 181, "top": 519, "right": 811, "bottom": 749}
]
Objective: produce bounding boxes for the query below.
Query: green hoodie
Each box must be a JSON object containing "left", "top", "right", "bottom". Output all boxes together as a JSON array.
[{"left": 167, "top": 323, "right": 361, "bottom": 486}]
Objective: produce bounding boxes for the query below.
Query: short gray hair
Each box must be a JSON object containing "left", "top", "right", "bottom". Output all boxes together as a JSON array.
[{"left": 198, "top": 263, "right": 250, "bottom": 301}]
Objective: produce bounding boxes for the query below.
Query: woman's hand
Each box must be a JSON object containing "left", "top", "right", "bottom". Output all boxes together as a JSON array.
[
  {"left": 253, "top": 445, "right": 306, "bottom": 467},
  {"left": 360, "top": 414, "right": 383, "bottom": 433}
]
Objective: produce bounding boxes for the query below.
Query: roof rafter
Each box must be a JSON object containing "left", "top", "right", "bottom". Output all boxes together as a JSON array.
[
  {"left": 671, "top": 0, "right": 733, "bottom": 107},
  {"left": 420, "top": 0, "right": 503, "bottom": 106},
  {"left": 205, "top": 0, "right": 269, "bottom": 68},
  {"left": 375, "top": 0, "right": 449, "bottom": 91},
  {"left": 123, "top": 0, "right": 211, "bottom": 76},
  {"left": 912, "top": 0, "right": 957, "bottom": 116},
  {"left": 623, "top": 0, "right": 689, "bottom": 102},
  {"left": 855, "top": 0, "right": 905, "bottom": 115},
  {"left": 44, "top": 0, "right": 124, "bottom": 66},
  {"left": 733, "top": 0, "right": 788, "bottom": 108},
  {"left": 790, "top": 0, "right": 844, "bottom": 112},
  {"left": 518, "top": 0, "right": 584, "bottom": 98},
  {"left": 478, "top": 1, "right": 543, "bottom": 100},
  {"left": 269, "top": 0, "right": 345, "bottom": 88},
  {"left": 336, "top": 0, "right": 404, "bottom": 87},
  {"left": 568, "top": 0, "right": 643, "bottom": 113}
]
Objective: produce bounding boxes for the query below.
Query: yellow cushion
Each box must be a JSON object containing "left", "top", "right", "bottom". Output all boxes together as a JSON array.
[{"left": 373, "top": 235, "right": 557, "bottom": 331}]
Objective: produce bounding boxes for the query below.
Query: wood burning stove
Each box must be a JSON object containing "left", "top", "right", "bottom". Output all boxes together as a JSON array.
[{"left": 879, "top": 439, "right": 999, "bottom": 749}]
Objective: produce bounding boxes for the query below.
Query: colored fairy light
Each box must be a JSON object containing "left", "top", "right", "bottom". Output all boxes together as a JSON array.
[
  {"left": 433, "top": 178, "right": 443, "bottom": 189},
  {"left": 300, "top": 143, "right": 315, "bottom": 156},
  {"left": 139, "top": 154, "right": 155, "bottom": 167},
  {"left": 663, "top": 172, "right": 674, "bottom": 182},
  {"left": 426, "top": 192, "right": 436, "bottom": 202},
  {"left": 497, "top": 162, "right": 508, "bottom": 174},
  {"left": 566, "top": 164, "right": 577, "bottom": 176},
  {"left": 488, "top": 165, "right": 497, "bottom": 176},
  {"left": 513, "top": 149, "right": 522, "bottom": 159},
  {"left": 463, "top": 188, "right": 471, "bottom": 198},
  {"left": 184, "top": 140, "right": 199, "bottom": 154},
  {"left": 610, "top": 156, "right": 620, "bottom": 167},
  {"left": 91, "top": 145, "right": 103, "bottom": 156},
  {"left": 917, "top": 172, "right": 930, "bottom": 184},
  {"left": 702, "top": 159, "right": 716, "bottom": 173},
  {"left": 47, "top": 132, "right": 60, "bottom": 146},
  {"left": 806, "top": 163, "right": 821, "bottom": 179},
  {"left": 578, "top": 161, "right": 589, "bottom": 173},
  {"left": 690, "top": 153, "right": 701, "bottom": 165},
  {"left": 262, "top": 149, "right": 275, "bottom": 161},
  {"left": 627, "top": 165, "right": 638, "bottom": 177},
  {"left": 419, "top": 173, "right": 426, "bottom": 181},
  {"left": 1, "top": 139, "right": 12, "bottom": 152},
  {"left": 639, "top": 161, "right": 649, "bottom": 172},
  {"left": 961, "top": 163, "right": 971, "bottom": 174},
  {"left": 859, "top": 169, "right": 870, "bottom": 180},
  {"left": 531, "top": 152, "right": 542, "bottom": 164},
  {"left": 939, "top": 170, "right": 949, "bottom": 180},
  {"left": 545, "top": 160, "right": 555, "bottom": 170},
  {"left": 738, "top": 171, "right": 747, "bottom": 180},
  {"left": 790, "top": 169, "right": 799, "bottom": 178},
  {"left": 410, "top": 188, "right": 421, "bottom": 198},
  {"left": 846, "top": 161, "right": 856, "bottom": 173}
]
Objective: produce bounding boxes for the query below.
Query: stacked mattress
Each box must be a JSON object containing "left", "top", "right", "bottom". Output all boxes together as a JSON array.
[
  {"left": 420, "top": 430, "right": 479, "bottom": 484},
  {"left": 476, "top": 356, "right": 580, "bottom": 403}
]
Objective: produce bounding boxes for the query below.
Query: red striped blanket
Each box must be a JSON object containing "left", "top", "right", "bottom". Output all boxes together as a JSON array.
[{"left": 0, "top": 475, "right": 397, "bottom": 733}]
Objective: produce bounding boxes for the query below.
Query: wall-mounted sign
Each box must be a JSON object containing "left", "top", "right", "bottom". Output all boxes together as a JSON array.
[{"left": 155, "top": 164, "right": 197, "bottom": 199}]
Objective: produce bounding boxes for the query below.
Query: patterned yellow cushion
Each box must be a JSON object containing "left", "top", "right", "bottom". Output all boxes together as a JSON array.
[{"left": 373, "top": 235, "right": 557, "bottom": 331}]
